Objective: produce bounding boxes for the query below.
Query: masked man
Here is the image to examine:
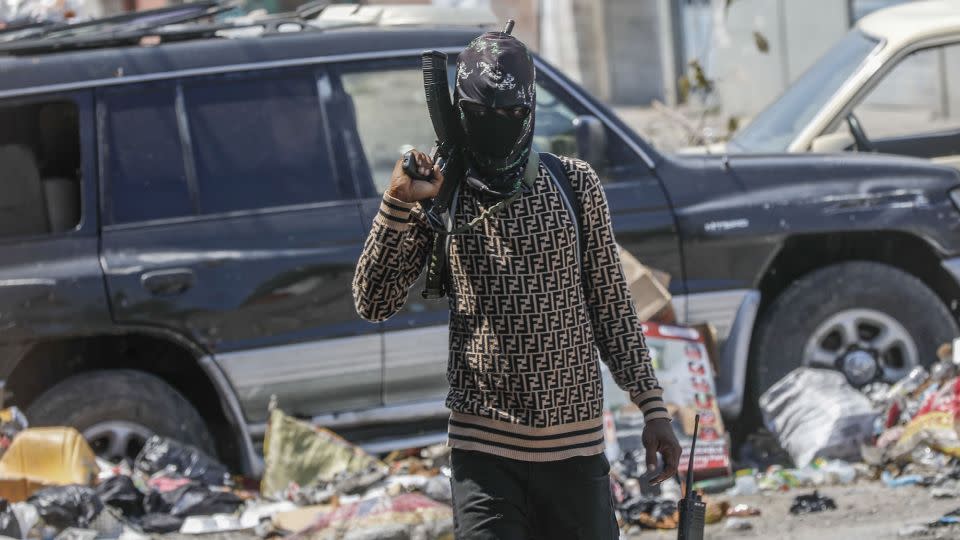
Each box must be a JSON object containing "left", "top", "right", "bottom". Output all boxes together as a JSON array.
[{"left": 353, "top": 30, "right": 680, "bottom": 539}]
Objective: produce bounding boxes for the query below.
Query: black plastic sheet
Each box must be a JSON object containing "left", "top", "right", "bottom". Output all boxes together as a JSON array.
[
  {"left": 789, "top": 491, "right": 837, "bottom": 515},
  {"left": 134, "top": 436, "right": 229, "bottom": 486},
  {"left": 27, "top": 485, "right": 103, "bottom": 529},
  {"left": 95, "top": 475, "right": 144, "bottom": 517}
]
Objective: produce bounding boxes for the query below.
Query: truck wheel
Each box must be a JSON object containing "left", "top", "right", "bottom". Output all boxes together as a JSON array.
[
  {"left": 25, "top": 369, "right": 215, "bottom": 463},
  {"left": 751, "top": 261, "right": 958, "bottom": 396}
]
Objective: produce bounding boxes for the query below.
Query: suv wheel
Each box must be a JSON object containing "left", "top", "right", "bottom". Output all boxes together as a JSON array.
[
  {"left": 26, "top": 369, "right": 215, "bottom": 462},
  {"left": 751, "top": 261, "right": 958, "bottom": 396}
]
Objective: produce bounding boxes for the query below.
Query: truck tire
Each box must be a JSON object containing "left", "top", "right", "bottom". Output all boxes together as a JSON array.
[
  {"left": 25, "top": 369, "right": 215, "bottom": 462},
  {"left": 750, "top": 261, "right": 958, "bottom": 398}
]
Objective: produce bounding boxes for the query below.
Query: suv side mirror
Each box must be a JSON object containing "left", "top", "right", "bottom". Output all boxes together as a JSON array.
[{"left": 573, "top": 115, "right": 607, "bottom": 165}]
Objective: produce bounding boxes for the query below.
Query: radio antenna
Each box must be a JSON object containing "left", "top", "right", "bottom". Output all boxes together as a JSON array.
[
  {"left": 503, "top": 19, "right": 515, "bottom": 35},
  {"left": 685, "top": 414, "right": 700, "bottom": 497}
]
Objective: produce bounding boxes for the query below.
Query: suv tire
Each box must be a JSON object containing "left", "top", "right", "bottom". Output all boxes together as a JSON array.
[
  {"left": 751, "top": 261, "right": 958, "bottom": 397},
  {"left": 26, "top": 369, "right": 215, "bottom": 462}
]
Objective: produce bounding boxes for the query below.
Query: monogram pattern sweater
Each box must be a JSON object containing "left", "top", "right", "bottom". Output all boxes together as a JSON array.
[{"left": 352, "top": 156, "right": 668, "bottom": 461}]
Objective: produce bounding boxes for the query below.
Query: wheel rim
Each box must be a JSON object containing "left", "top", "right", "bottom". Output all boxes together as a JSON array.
[
  {"left": 83, "top": 421, "right": 153, "bottom": 463},
  {"left": 802, "top": 308, "right": 918, "bottom": 386}
]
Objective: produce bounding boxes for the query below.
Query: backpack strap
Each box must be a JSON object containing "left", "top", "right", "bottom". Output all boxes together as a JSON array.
[{"left": 540, "top": 152, "right": 585, "bottom": 276}]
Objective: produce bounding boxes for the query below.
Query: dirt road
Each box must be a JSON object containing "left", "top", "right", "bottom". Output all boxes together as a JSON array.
[{"left": 628, "top": 483, "right": 960, "bottom": 539}]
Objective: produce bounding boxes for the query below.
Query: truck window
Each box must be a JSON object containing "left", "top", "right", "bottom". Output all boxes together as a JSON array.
[
  {"left": 0, "top": 99, "right": 81, "bottom": 238},
  {"left": 336, "top": 58, "right": 646, "bottom": 195},
  {"left": 853, "top": 43, "right": 960, "bottom": 139},
  {"left": 182, "top": 71, "right": 336, "bottom": 214},
  {"left": 100, "top": 85, "right": 193, "bottom": 224}
]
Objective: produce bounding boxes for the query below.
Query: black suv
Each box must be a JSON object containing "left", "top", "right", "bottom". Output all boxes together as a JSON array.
[{"left": 3, "top": 6, "right": 960, "bottom": 475}]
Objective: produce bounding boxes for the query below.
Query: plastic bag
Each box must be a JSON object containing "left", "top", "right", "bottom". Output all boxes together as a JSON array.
[
  {"left": 134, "top": 436, "right": 228, "bottom": 486},
  {"left": 138, "top": 513, "right": 183, "bottom": 534},
  {"left": 95, "top": 475, "right": 144, "bottom": 517},
  {"left": 144, "top": 483, "right": 242, "bottom": 517},
  {"left": 788, "top": 491, "right": 837, "bottom": 514},
  {"left": 27, "top": 485, "right": 103, "bottom": 530},
  {"left": 760, "top": 368, "right": 877, "bottom": 467}
]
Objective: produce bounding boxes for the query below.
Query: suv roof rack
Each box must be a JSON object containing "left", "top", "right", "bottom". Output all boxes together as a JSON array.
[
  {"left": 0, "top": 1, "right": 493, "bottom": 56},
  {"left": 0, "top": 0, "right": 242, "bottom": 54}
]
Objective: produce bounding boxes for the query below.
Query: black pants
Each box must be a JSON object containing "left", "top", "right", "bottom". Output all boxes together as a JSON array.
[{"left": 449, "top": 449, "right": 619, "bottom": 540}]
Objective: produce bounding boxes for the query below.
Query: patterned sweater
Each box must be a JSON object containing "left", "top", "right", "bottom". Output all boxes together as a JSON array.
[{"left": 352, "top": 156, "right": 668, "bottom": 462}]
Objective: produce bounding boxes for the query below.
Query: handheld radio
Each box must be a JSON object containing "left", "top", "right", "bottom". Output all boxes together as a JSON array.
[{"left": 677, "top": 414, "right": 706, "bottom": 540}]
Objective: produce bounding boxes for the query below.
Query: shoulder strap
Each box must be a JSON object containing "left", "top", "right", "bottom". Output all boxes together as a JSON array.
[{"left": 540, "top": 152, "right": 585, "bottom": 271}]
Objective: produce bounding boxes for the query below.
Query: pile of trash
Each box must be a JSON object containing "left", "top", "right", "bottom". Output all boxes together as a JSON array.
[{"left": 0, "top": 405, "right": 454, "bottom": 539}]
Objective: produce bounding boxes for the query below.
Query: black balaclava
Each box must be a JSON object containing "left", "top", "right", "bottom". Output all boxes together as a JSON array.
[{"left": 455, "top": 31, "right": 536, "bottom": 193}]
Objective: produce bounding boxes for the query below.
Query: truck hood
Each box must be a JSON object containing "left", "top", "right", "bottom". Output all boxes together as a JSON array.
[{"left": 659, "top": 152, "right": 960, "bottom": 210}]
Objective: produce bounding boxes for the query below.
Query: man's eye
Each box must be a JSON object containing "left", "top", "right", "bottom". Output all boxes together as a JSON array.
[{"left": 510, "top": 107, "right": 530, "bottom": 119}]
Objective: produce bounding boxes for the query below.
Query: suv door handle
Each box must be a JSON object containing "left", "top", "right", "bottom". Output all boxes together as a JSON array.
[{"left": 141, "top": 268, "right": 195, "bottom": 297}]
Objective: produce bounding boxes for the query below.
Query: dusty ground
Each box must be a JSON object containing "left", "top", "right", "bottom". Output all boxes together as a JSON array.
[{"left": 627, "top": 483, "right": 960, "bottom": 539}]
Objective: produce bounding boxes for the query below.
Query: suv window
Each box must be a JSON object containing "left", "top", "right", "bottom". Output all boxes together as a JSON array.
[
  {"left": 336, "top": 58, "right": 647, "bottom": 195},
  {"left": 183, "top": 71, "right": 336, "bottom": 214},
  {"left": 100, "top": 85, "right": 193, "bottom": 223},
  {"left": 853, "top": 43, "right": 960, "bottom": 139},
  {"left": 0, "top": 98, "right": 82, "bottom": 238}
]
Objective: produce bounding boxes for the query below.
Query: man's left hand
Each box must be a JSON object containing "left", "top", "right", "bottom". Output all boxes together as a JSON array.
[{"left": 642, "top": 418, "right": 682, "bottom": 484}]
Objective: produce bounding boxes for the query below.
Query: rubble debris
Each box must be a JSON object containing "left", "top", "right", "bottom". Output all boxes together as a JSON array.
[
  {"left": 143, "top": 482, "right": 243, "bottom": 517},
  {"left": 134, "top": 436, "right": 229, "bottom": 486},
  {"left": 288, "top": 492, "right": 453, "bottom": 539},
  {"left": 0, "top": 407, "right": 28, "bottom": 455},
  {"left": 888, "top": 378, "right": 960, "bottom": 463},
  {"left": 95, "top": 475, "right": 144, "bottom": 518},
  {"left": 0, "top": 498, "right": 32, "bottom": 539},
  {"left": 0, "top": 428, "right": 99, "bottom": 502},
  {"left": 261, "top": 407, "right": 388, "bottom": 497},
  {"left": 724, "top": 517, "right": 754, "bottom": 530},
  {"left": 788, "top": 491, "right": 837, "bottom": 515},
  {"left": 138, "top": 512, "right": 183, "bottom": 534},
  {"left": 617, "top": 494, "right": 678, "bottom": 529},
  {"left": 28, "top": 485, "right": 103, "bottom": 530},
  {"left": 727, "top": 503, "right": 761, "bottom": 517},
  {"left": 179, "top": 513, "right": 245, "bottom": 534},
  {"left": 272, "top": 504, "right": 334, "bottom": 533},
  {"left": 761, "top": 368, "right": 877, "bottom": 467}
]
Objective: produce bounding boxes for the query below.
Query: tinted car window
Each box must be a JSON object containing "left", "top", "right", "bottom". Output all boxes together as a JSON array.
[
  {"left": 339, "top": 66, "right": 435, "bottom": 194},
  {"left": 183, "top": 71, "right": 335, "bottom": 214},
  {"left": 101, "top": 86, "right": 193, "bottom": 224},
  {"left": 337, "top": 58, "right": 647, "bottom": 194}
]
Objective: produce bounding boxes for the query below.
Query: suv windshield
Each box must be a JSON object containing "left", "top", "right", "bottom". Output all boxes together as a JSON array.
[{"left": 729, "top": 30, "right": 880, "bottom": 153}]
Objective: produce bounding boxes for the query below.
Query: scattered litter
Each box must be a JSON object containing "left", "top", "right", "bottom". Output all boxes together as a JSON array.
[
  {"left": 932, "top": 487, "right": 960, "bottom": 499},
  {"left": 135, "top": 436, "right": 229, "bottom": 486},
  {"left": 272, "top": 504, "right": 332, "bottom": 533},
  {"left": 788, "top": 491, "right": 837, "bottom": 515},
  {"left": 95, "top": 475, "right": 144, "bottom": 517},
  {"left": 261, "top": 407, "right": 388, "bottom": 497},
  {"left": 0, "top": 407, "right": 28, "bottom": 454},
  {"left": 239, "top": 500, "right": 297, "bottom": 528},
  {"left": 724, "top": 517, "right": 753, "bottom": 530},
  {"left": 617, "top": 494, "right": 678, "bottom": 529},
  {"left": 179, "top": 513, "right": 245, "bottom": 534},
  {"left": 54, "top": 527, "right": 98, "bottom": 540},
  {"left": 0, "top": 428, "right": 99, "bottom": 502},
  {"left": 726, "top": 503, "right": 761, "bottom": 517},
  {"left": 289, "top": 493, "right": 453, "bottom": 539},
  {"left": 761, "top": 368, "right": 877, "bottom": 467},
  {"left": 0, "top": 499, "right": 31, "bottom": 539},
  {"left": 28, "top": 485, "right": 103, "bottom": 530},
  {"left": 138, "top": 512, "right": 183, "bottom": 534},
  {"left": 882, "top": 471, "right": 924, "bottom": 488}
]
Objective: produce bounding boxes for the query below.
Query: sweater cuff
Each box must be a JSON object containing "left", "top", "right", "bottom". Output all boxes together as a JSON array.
[
  {"left": 634, "top": 387, "right": 671, "bottom": 422},
  {"left": 375, "top": 192, "right": 417, "bottom": 231}
]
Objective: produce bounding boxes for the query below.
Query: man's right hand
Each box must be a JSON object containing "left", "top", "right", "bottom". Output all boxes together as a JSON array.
[{"left": 387, "top": 149, "right": 445, "bottom": 203}]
